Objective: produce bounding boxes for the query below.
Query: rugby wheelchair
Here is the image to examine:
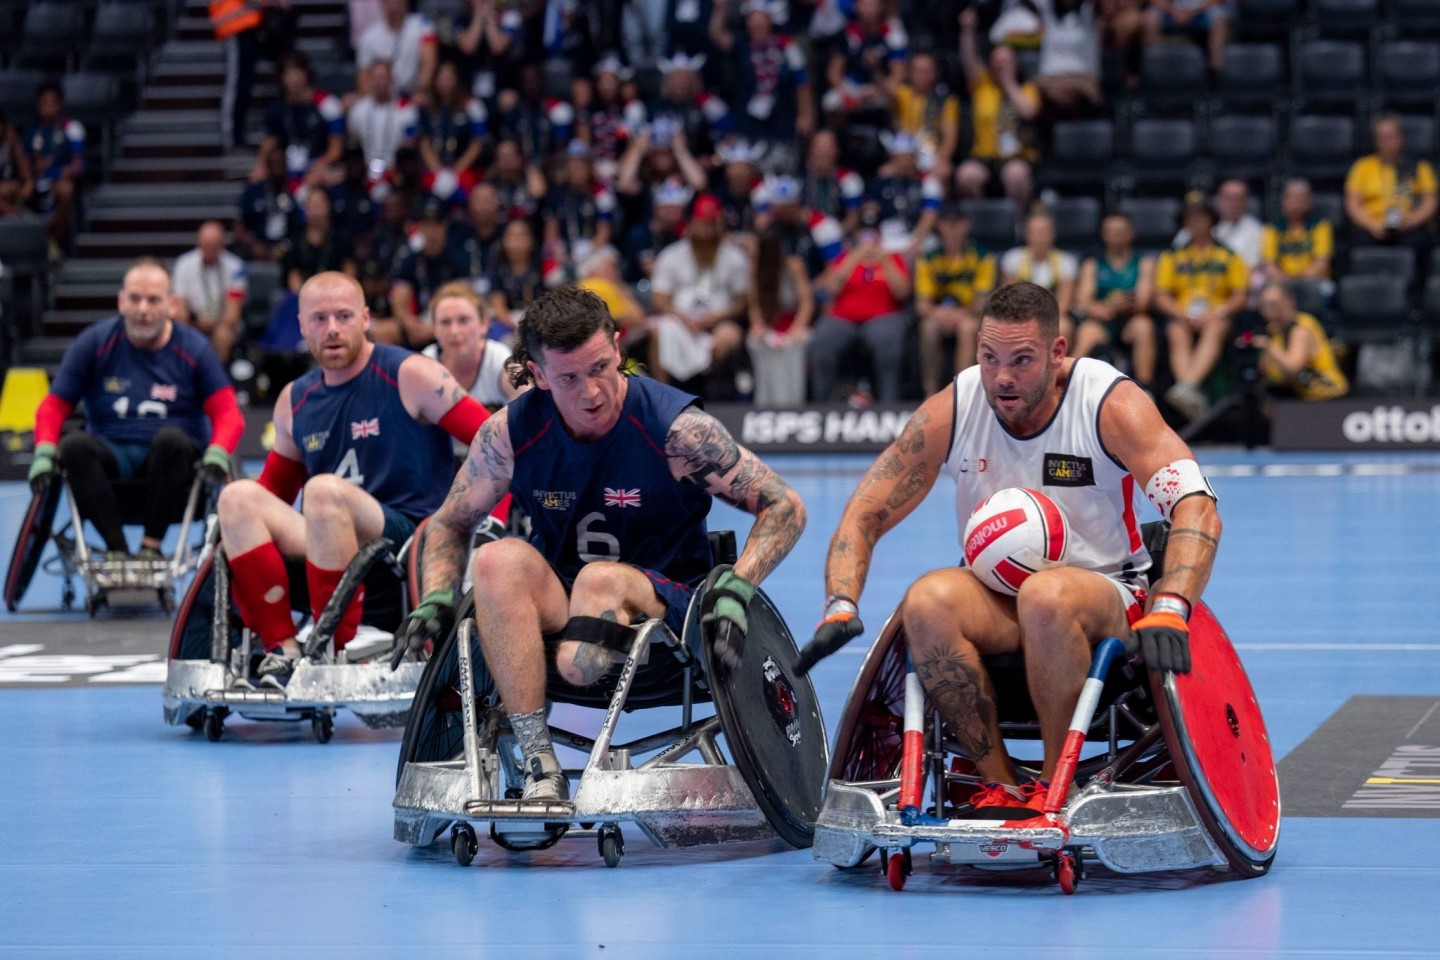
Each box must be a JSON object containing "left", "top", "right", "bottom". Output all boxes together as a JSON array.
[
  {"left": 392, "top": 532, "right": 830, "bottom": 867},
  {"left": 161, "top": 521, "right": 436, "bottom": 743},
  {"left": 812, "top": 523, "right": 1281, "bottom": 893},
  {"left": 6, "top": 467, "right": 220, "bottom": 616}
]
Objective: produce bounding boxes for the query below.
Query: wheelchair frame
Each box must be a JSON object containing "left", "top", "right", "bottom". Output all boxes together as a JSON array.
[
  {"left": 162, "top": 532, "right": 425, "bottom": 743},
  {"left": 392, "top": 567, "right": 829, "bottom": 868},
  {"left": 811, "top": 604, "right": 1281, "bottom": 893}
]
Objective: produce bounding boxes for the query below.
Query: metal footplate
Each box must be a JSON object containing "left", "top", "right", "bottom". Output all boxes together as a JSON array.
[
  {"left": 813, "top": 779, "right": 1227, "bottom": 874},
  {"left": 465, "top": 798, "right": 577, "bottom": 819},
  {"left": 89, "top": 556, "right": 172, "bottom": 591},
  {"left": 163, "top": 658, "right": 424, "bottom": 727}
]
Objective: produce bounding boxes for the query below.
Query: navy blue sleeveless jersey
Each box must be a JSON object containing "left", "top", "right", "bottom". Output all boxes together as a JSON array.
[
  {"left": 50, "top": 316, "right": 230, "bottom": 447},
  {"left": 507, "top": 376, "right": 714, "bottom": 586},
  {"left": 288, "top": 343, "right": 454, "bottom": 520}
]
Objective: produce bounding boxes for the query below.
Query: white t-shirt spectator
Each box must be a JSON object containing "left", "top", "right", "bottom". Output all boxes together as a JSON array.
[
  {"left": 651, "top": 240, "right": 752, "bottom": 320},
  {"left": 347, "top": 94, "right": 418, "bottom": 172},
  {"left": 1037, "top": 0, "right": 1100, "bottom": 78},
  {"left": 1000, "top": 247, "right": 1079, "bottom": 291},
  {"left": 357, "top": 14, "right": 436, "bottom": 94},
  {"left": 422, "top": 340, "right": 514, "bottom": 408},
  {"left": 172, "top": 248, "right": 248, "bottom": 324}
]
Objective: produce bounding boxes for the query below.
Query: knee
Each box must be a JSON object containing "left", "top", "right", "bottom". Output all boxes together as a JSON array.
[
  {"left": 217, "top": 478, "right": 269, "bottom": 520},
  {"left": 150, "top": 427, "right": 195, "bottom": 462},
  {"left": 470, "top": 538, "right": 543, "bottom": 599},
  {"left": 569, "top": 561, "right": 636, "bottom": 610},
  {"left": 56, "top": 432, "right": 96, "bottom": 466},
  {"left": 1127, "top": 313, "right": 1156, "bottom": 340},
  {"left": 1015, "top": 570, "right": 1078, "bottom": 639},
  {"left": 300, "top": 473, "right": 355, "bottom": 519},
  {"left": 901, "top": 572, "right": 965, "bottom": 648}
]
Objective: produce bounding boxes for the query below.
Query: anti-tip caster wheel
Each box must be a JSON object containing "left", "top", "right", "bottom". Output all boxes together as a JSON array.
[
  {"left": 203, "top": 710, "right": 224, "bottom": 742},
  {"left": 598, "top": 825, "right": 625, "bottom": 868},
  {"left": 885, "top": 848, "right": 912, "bottom": 892},
  {"left": 311, "top": 712, "right": 335, "bottom": 743},
  {"left": 61, "top": 586, "right": 75, "bottom": 610},
  {"left": 1054, "top": 851, "right": 1083, "bottom": 895},
  {"left": 451, "top": 823, "right": 478, "bottom": 867}
]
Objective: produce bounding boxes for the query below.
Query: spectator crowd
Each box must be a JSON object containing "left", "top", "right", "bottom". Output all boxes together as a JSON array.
[{"left": 16, "top": 0, "right": 1440, "bottom": 425}]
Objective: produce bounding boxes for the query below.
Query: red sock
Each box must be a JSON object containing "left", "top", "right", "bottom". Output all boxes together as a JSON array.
[
  {"left": 306, "top": 561, "right": 365, "bottom": 652},
  {"left": 228, "top": 542, "right": 296, "bottom": 653}
]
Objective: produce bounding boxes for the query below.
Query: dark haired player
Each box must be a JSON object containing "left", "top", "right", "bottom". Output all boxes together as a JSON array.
[
  {"left": 401, "top": 285, "right": 807, "bottom": 804},
  {"left": 28, "top": 259, "right": 243, "bottom": 558},
  {"left": 217, "top": 272, "right": 494, "bottom": 686},
  {"left": 796, "top": 281, "right": 1221, "bottom": 822}
]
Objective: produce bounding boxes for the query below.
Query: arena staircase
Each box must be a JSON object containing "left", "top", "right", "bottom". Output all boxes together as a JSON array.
[{"left": 16, "top": 0, "right": 352, "bottom": 370}]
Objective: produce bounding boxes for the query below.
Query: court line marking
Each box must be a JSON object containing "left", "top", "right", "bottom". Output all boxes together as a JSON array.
[
  {"left": 1365, "top": 777, "right": 1440, "bottom": 785},
  {"left": 1234, "top": 643, "right": 1440, "bottom": 651},
  {"left": 1406, "top": 700, "right": 1440, "bottom": 740}
]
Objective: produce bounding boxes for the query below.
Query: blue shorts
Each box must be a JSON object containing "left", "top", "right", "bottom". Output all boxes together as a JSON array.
[
  {"left": 99, "top": 439, "right": 152, "bottom": 480},
  {"left": 379, "top": 504, "right": 420, "bottom": 549},
  {"left": 554, "top": 565, "right": 697, "bottom": 637}
]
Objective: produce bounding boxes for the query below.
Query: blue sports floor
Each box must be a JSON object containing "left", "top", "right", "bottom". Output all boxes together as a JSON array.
[{"left": 2, "top": 451, "right": 1439, "bottom": 959}]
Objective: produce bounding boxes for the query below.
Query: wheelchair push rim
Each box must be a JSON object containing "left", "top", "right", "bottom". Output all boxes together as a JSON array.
[
  {"left": 1153, "top": 602, "right": 1281, "bottom": 876},
  {"left": 5, "top": 479, "right": 61, "bottom": 612}
]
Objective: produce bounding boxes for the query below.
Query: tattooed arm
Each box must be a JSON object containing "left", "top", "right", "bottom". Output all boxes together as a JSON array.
[
  {"left": 665, "top": 406, "right": 806, "bottom": 585},
  {"left": 825, "top": 386, "right": 956, "bottom": 603},
  {"left": 1100, "top": 379, "right": 1222, "bottom": 608},
  {"left": 398, "top": 352, "right": 481, "bottom": 426},
  {"left": 422, "top": 408, "right": 515, "bottom": 596}
]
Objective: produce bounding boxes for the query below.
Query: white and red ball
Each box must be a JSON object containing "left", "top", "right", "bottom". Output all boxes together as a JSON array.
[{"left": 962, "top": 487, "right": 1070, "bottom": 595}]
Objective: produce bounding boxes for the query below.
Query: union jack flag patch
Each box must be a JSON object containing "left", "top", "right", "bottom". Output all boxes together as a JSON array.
[
  {"left": 150, "top": 384, "right": 177, "bottom": 401},
  {"left": 351, "top": 418, "right": 381, "bottom": 439},
  {"left": 604, "top": 487, "right": 641, "bottom": 508}
]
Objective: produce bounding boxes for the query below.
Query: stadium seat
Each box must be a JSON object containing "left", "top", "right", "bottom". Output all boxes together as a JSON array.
[
  {"left": 1048, "top": 195, "right": 1102, "bottom": 260},
  {"left": 1349, "top": 245, "right": 1418, "bottom": 284},
  {"left": 1310, "top": 191, "right": 1346, "bottom": 228},
  {"left": 1211, "top": 43, "right": 1285, "bottom": 114},
  {"left": 1235, "top": 0, "right": 1301, "bottom": 40},
  {"left": 1292, "top": 40, "right": 1367, "bottom": 115},
  {"left": 1117, "top": 118, "right": 1199, "bottom": 196},
  {"left": 1310, "top": 0, "right": 1380, "bottom": 38},
  {"left": 1420, "top": 274, "right": 1440, "bottom": 334},
  {"left": 1038, "top": 119, "right": 1114, "bottom": 194},
  {"left": 1207, "top": 114, "right": 1277, "bottom": 186},
  {"left": 85, "top": 2, "right": 156, "bottom": 80},
  {"left": 0, "top": 69, "right": 45, "bottom": 128},
  {"left": 61, "top": 72, "right": 120, "bottom": 176},
  {"left": 243, "top": 260, "right": 283, "bottom": 334},
  {"left": 1333, "top": 273, "right": 1414, "bottom": 341},
  {"left": 961, "top": 198, "right": 1020, "bottom": 254},
  {"left": 13, "top": 3, "right": 86, "bottom": 72},
  {"left": 1117, "top": 196, "right": 1181, "bottom": 252},
  {"left": 1135, "top": 44, "right": 1209, "bottom": 117},
  {"left": 0, "top": 217, "right": 51, "bottom": 338},
  {"left": 1286, "top": 114, "right": 1356, "bottom": 190},
  {"left": 1388, "top": 0, "right": 1440, "bottom": 38},
  {"left": 1373, "top": 41, "right": 1440, "bottom": 112}
]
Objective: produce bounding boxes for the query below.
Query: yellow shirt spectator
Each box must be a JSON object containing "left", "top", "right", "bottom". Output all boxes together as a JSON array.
[
  {"left": 969, "top": 71, "right": 1039, "bottom": 162},
  {"left": 1344, "top": 154, "right": 1438, "bottom": 224},
  {"left": 1155, "top": 243, "right": 1248, "bottom": 314},
  {"left": 916, "top": 244, "right": 996, "bottom": 308},
  {"left": 894, "top": 84, "right": 960, "bottom": 158},
  {"left": 1260, "top": 311, "right": 1348, "bottom": 401},
  {"left": 1261, "top": 218, "right": 1334, "bottom": 279}
]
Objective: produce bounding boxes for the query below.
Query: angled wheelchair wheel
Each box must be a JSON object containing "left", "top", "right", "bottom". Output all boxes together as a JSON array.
[
  {"left": 697, "top": 570, "right": 830, "bottom": 849},
  {"left": 827, "top": 614, "right": 912, "bottom": 785},
  {"left": 396, "top": 592, "right": 487, "bottom": 785},
  {"left": 5, "top": 479, "right": 61, "bottom": 612},
  {"left": 1152, "top": 603, "right": 1280, "bottom": 877},
  {"left": 167, "top": 550, "right": 243, "bottom": 662}
]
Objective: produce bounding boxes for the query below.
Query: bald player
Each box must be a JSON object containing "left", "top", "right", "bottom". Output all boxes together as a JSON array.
[{"left": 217, "top": 271, "right": 493, "bottom": 686}]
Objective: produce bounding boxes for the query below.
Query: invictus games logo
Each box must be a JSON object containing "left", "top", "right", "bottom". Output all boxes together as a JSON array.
[
  {"left": 1043, "top": 452, "right": 1095, "bottom": 487},
  {"left": 533, "top": 489, "right": 577, "bottom": 511},
  {"left": 103, "top": 377, "right": 129, "bottom": 394},
  {"left": 303, "top": 431, "right": 329, "bottom": 452}
]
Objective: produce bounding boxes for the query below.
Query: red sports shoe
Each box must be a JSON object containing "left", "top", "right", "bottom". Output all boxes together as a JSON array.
[{"left": 963, "top": 780, "right": 1049, "bottom": 821}]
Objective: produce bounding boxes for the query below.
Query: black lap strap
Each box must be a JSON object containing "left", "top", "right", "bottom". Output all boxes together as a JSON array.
[{"left": 561, "top": 615, "right": 637, "bottom": 651}]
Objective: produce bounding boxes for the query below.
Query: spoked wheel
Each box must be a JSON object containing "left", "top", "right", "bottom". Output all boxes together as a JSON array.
[
  {"left": 4, "top": 479, "right": 61, "bottom": 612},
  {"left": 828, "top": 616, "right": 917, "bottom": 784},
  {"left": 451, "top": 823, "right": 478, "bottom": 867}
]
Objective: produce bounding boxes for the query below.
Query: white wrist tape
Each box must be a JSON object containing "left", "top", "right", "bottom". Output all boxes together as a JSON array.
[{"left": 1144, "top": 458, "right": 1216, "bottom": 522}]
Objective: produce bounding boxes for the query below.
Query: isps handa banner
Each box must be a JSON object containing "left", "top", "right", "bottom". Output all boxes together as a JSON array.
[
  {"left": 1271, "top": 399, "right": 1440, "bottom": 450},
  {"left": 708, "top": 404, "right": 919, "bottom": 453}
]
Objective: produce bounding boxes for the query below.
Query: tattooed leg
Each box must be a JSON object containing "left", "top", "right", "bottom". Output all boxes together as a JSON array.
[{"left": 912, "top": 651, "right": 1012, "bottom": 783}]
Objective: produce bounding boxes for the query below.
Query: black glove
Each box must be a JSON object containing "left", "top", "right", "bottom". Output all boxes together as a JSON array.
[
  {"left": 1126, "top": 608, "right": 1192, "bottom": 674},
  {"left": 390, "top": 588, "right": 457, "bottom": 670},
  {"left": 199, "top": 444, "right": 231, "bottom": 488},
  {"left": 702, "top": 569, "right": 756, "bottom": 670},
  {"left": 795, "top": 598, "right": 865, "bottom": 676},
  {"left": 28, "top": 442, "right": 57, "bottom": 497}
]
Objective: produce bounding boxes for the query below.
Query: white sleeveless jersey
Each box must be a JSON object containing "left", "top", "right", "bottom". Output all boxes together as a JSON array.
[{"left": 944, "top": 357, "right": 1151, "bottom": 586}]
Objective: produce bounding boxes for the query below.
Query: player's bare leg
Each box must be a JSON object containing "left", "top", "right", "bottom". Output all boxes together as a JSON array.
[
  {"left": 555, "top": 562, "right": 669, "bottom": 688},
  {"left": 1014, "top": 567, "right": 1132, "bottom": 780},
  {"left": 901, "top": 567, "right": 1022, "bottom": 786},
  {"left": 218, "top": 480, "right": 309, "bottom": 665}
]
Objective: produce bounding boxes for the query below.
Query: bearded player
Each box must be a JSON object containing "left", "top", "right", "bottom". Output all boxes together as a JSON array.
[{"left": 795, "top": 281, "right": 1220, "bottom": 821}]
